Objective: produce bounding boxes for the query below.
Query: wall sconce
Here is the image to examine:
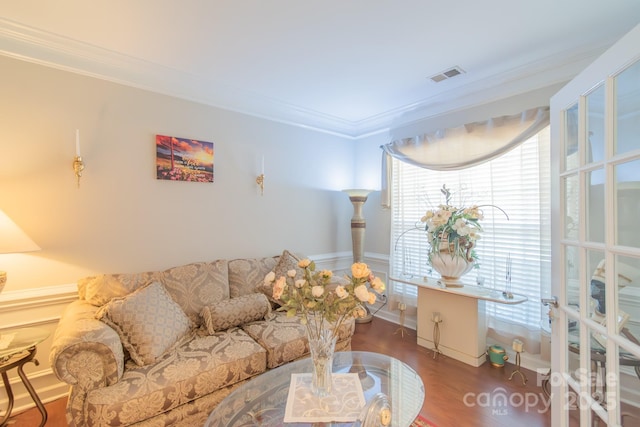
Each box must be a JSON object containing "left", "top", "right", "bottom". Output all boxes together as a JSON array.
[
  {"left": 256, "top": 174, "right": 264, "bottom": 195},
  {"left": 73, "top": 129, "right": 85, "bottom": 188},
  {"left": 0, "top": 209, "right": 41, "bottom": 294},
  {"left": 256, "top": 156, "right": 264, "bottom": 196}
]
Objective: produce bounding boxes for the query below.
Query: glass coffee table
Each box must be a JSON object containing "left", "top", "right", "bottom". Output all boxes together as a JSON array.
[{"left": 205, "top": 351, "right": 424, "bottom": 427}]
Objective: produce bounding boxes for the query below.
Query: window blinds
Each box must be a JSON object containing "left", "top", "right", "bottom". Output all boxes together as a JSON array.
[{"left": 389, "top": 127, "right": 551, "bottom": 332}]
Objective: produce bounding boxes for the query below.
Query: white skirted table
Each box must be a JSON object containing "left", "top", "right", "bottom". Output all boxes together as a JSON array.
[{"left": 390, "top": 277, "right": 527, "bottom": 367}]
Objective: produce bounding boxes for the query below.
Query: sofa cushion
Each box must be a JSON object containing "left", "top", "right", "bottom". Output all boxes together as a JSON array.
[
  {"left": 256, "top": 250, "right": 305, "bottom": 305},
  {"left": 273, "top": 249, "right": 305, "bottom": 280},
  {"left": 80, "top": 271, "right": 162, "bottom": 306},
  {"left": 228, "top": 256, "right": 278, "bottom": 298},
  {"left": 83, "top": 328, "right": 267, "bottom": 426},
  {"left": 241, "top": 312, "right": 357, "bottom": 369},
  {"left": 161, "top": 260, "right": 229, "bottom": 327},
  {"left": 96, "top": 282, "right": 193, "bottom": 366},
  {"left": 201, "top": 293, "right": 272, "bottom": 334},
  {"left": 241, "top": 312, "right": 308, "bottom": 369}
]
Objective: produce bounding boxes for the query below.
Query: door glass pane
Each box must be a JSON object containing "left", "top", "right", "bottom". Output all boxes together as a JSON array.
[
  {"left": 615, "top": 159, "right": 640, "bottom": 248},
  {"left": 587, "top": 84, "right": 605, "bottom": 164},
  {"left": 615, "top": 59, "right": 640, "bottom": 156},
  {"left": 588, "top": 251, "right": 606, "bottom": 319},
  {"left": 588, "top": 326, "right": 607, "bottom": 407},
  {"left": 567, "top": 315, "right": 581, "bottom": 383},
  {"left": 587, "top": 169, "right": 605, "bottom": 243},
  {"left": 566, "top": 103, "right": 579, "bottom": 170},
  {"left": 568, "top": 396, "right": 581, "bottom": 427},
  {"left": 566, "top": 246, "right": 580, "bottom": 307},
  {"left": 564, "top": 316, "right": 580, "bottom": 427},
  {"left": 616, "top": 255, "right": 639, "bottom": 342},
  {"left": 565, "top": 174, "right": 579, "bottom": 240},
  {"left": 619, "top": 343, "right": 640, "bottom": 426}
]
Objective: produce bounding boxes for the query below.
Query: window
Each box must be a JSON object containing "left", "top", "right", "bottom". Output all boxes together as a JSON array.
[{"left": 390, "top": 127, "right": 551, "bottom": 335}]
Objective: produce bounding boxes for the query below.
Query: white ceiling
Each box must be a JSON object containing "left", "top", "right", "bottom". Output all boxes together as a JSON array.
[{"left": 1, "top": 1, "right": 640, "bottom": 138}]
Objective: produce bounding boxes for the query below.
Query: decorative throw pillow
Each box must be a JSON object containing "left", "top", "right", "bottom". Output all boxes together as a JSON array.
[
  {"left": 257, "top": 249, "right": 304, "bottom": 305},
  {"left": 201, "top": 293, "right": 272, "bottom": 334},
  {"left": 81, "top": 275, "right": 132, "bottom": 307},
  {"left": 161, "top": 259, "right": 229, "bottom": 327},
  {"left": 80, "top": 271, "right": 161, "bottom": 307},
  {"left": 95, "top": 281, "right": 192, "bottom": 366}
]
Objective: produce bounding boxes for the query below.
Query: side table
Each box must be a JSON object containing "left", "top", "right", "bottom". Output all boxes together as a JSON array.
[
  {"left": 391, "top": 276, "right": 527, "bottom": 367},
  {"left": 0, "top": 327, "right": 50, "bottom": 427}
]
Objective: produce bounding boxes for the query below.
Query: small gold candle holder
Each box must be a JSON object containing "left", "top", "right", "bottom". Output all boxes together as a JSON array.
[
  {"left": 73, "top": 156, "right": 85, "bottom": 188},
  {"left": 431, "top": 312, "right": 443, "bottom": 359},
  {"left": 509, "top": 339, "right": 527, "bottom": 385},
  {"left": 256, "top": 174, "right": 264, "bottom": 196}
]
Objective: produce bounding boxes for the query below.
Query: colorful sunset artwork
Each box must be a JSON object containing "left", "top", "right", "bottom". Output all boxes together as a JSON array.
[{"left": 156, "top": 135, "right": 214, "bottom": 183}]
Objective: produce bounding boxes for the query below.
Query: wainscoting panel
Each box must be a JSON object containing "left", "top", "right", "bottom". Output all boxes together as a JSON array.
[{"left": 0, "top": 284, "right": 77, "bottom": 414}]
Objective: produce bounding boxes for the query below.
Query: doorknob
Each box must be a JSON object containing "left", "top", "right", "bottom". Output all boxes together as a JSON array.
[{"left": 541, "top": 296, "right": 558, "bottom": 308}]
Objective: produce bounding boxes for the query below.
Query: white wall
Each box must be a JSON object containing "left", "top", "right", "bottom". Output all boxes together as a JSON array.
[{"left": 0, "top": 55, "right": 364, "bottom": 293}]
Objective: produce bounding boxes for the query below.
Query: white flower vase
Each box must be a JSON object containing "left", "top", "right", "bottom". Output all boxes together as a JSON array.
[
  {"left": 307, "top": 328, "right": 337, "bottom": 397},
  {"left": 429, "top": 243, "right": 474, "bottom": 287}
]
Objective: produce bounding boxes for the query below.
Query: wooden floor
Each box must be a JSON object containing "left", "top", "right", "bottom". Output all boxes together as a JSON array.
[
  {"left": 9, "top": 317, "right": 551, "bottom": 426},
  {"left": 351, "top": 318, "right": 550, "bottom": 427}
]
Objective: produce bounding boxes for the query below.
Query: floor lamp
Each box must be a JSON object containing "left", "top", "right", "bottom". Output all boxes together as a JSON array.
[{"left": 343, "top": 189, "right": 374, "bottom": 323}]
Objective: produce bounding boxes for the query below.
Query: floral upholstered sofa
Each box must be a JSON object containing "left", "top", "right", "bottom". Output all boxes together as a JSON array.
[{"left": 49, "top": 251, "right": 355, "bottom": 427}]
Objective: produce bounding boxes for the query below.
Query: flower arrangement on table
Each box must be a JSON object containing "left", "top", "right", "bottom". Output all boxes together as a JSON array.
[
  {"left": 264, "top": 259, "right": 386, "bottom": 341},
  {"left": 421, "top": 208, "right": 483, "bottom": 262},
  {"left": 420, "top": 185, "right": 507, "bottom": 263}
]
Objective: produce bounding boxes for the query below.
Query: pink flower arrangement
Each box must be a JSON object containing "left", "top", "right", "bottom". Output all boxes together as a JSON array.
[{"left": 264, "top": 260, "right": 385, "bottom": 341}]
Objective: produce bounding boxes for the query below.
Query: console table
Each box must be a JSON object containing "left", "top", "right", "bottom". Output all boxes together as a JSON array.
[
  {"left": 0, "top": 327, "right": 49, "bottom": 427},
  {"left": 390, "top": 277, "right": 527, "bottom": 367},
  {"left": 205, "top": 351, "right": 424, "bottom": 426}
]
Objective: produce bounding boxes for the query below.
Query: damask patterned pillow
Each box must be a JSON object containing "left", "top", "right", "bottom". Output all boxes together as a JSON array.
[
  {"left": 160, "top": 259, "right": 229, "bottom": 327},
  {"left": 256, "top": 250, "right": 305, "bottom": 305},
  {"left": 201, "top": 293, "right": 272, "bottom": 334},
  {"left": 95, "top": 281, "right": 192, "bottom": 366},
  {"left": 80, "top": 271, "right": 161, "bottom": 306}
]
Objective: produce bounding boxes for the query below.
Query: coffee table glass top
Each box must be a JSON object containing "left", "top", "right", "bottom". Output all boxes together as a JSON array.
[
  {"left": 0, "top": 327, "right": 49, "bottom": 360},
  {"left": 205, "top": 351, "right": 425, "bottom": 427}
]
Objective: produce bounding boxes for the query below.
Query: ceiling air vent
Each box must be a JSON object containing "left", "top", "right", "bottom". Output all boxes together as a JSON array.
[{"left": 429, "top": 66, "right": 465, "bottom": 83}]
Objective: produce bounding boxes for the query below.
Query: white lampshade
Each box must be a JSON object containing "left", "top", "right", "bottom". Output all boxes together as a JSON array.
[
  {"left": 0, "top": 209, "right": 40, "bottom": 254},
  {"left": 0, "top": 209, "right": 40, "bottom": 293}
]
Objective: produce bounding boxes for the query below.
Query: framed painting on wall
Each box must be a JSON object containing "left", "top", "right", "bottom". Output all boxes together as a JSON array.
[{"left": 156, "top": 135, "right": 214, "bottom": 183}]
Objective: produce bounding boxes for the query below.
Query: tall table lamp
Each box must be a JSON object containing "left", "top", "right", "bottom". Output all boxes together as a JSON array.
[
  {"left": 0, "top": 209, "right": 41, "bottom": 295},
  {"left": 342, "top": 189, "right": 374, "bottom": 323}
]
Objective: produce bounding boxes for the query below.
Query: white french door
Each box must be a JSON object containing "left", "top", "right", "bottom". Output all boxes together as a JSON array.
[{"left": 550, "top": 24, "right": 640, "bottom": 426}]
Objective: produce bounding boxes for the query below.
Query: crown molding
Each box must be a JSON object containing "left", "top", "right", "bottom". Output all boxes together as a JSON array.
[{"left": 0, "top": 18, "right": 611, "bottom": 140}]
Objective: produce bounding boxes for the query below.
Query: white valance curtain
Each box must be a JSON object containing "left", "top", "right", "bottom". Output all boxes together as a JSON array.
[
  {"left": 382, "top": 106, "right": 551, "bottom": 353},
  {"left": 380, "top": 106, "right": 550, "bottom": 207}
]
